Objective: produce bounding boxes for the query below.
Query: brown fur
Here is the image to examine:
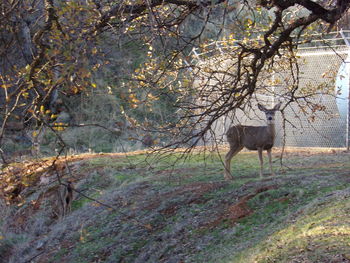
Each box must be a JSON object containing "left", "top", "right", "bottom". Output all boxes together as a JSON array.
[
  {"left": 224, "top": 103, "right": 281, "bottom": 180},
  {"left": 59, "top": 181, "right": 74, "bottom": 217}
]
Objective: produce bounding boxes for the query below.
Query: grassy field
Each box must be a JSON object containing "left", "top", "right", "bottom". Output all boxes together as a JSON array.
[{"left": 1, "top": 147, "right": 350, "bottom": 262}]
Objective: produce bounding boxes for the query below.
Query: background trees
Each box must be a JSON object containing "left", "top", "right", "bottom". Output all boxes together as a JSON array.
[{"left": 1, "top": 0, "right": 349, "bottom": 161}]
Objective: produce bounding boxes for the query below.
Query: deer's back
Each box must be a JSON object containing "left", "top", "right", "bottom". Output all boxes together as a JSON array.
[{"left": 226, "top": 125, "right": 275, "bottom": 150}]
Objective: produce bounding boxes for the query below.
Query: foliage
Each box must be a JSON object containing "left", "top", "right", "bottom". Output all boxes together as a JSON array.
[{"left": 0, "top": 0, "right": 349, "bottom": 161}]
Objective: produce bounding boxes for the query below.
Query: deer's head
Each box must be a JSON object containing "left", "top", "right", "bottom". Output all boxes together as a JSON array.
[{"left": 258, "top": 102, "right": 281, "bottom": 125}]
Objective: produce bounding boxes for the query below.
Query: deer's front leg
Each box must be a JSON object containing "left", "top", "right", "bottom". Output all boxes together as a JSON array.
[
  {"left": 224, "top": 148, "right": 235, "bottom": 180},
  {"left": 267, "top": 148, "right": 275, "bottom": 176},
  {"left": 258, "top": 148, "right": 264, "bottom": 178}
]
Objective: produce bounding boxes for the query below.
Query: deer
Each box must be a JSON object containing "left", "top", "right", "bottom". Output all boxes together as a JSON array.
[
  {"left": 57, "top": 180, "right": 74, "bottom": 218},
  {"left": 224, "top": 102, "right": 281, "bottom": 180},
  {"left": 63, "top": 181, "right": 74, "bottom": 215}
]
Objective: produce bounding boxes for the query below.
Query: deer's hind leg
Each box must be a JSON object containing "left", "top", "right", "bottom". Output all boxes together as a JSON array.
[{"left": 224, "top": 144, "right": 243, "bottom": 180}]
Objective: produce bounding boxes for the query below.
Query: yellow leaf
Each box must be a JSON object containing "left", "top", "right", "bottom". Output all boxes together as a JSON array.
[
  {"left": 4, "top": 185, "right": 16, "bottom": 192},
  {"left": 91, "top": 83, "right": 97, "bottom": 88},
  {"left": 17, "top": 201, "right": 25, "bottom": 207}
]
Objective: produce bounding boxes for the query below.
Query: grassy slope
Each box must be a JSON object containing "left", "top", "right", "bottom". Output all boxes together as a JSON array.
[{"left": 1, "top": 148, "right": 350, "bottom": 263}]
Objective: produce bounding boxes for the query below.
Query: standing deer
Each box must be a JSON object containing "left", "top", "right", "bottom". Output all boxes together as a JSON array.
[
  {"left": 63, "top": 181, "right": 73, "bottom": 215},
  {"left": 224, "top": 102, "right": 281, "bottom": 180},
  {"left": 57, "top": 180, "right": 74, "bottom": 218}
]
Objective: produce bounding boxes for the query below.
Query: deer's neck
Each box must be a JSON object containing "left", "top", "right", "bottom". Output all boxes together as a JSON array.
[{"left": 266, "top": 123, "right": 276, "bottom": 138}]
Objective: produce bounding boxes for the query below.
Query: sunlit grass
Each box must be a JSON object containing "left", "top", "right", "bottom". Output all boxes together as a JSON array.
[
  {"left": 3, "top": 147, "right": 349, "bottom": 262},
  {"left": 233, "top": 198, "right": 350, "bottom": 263}
]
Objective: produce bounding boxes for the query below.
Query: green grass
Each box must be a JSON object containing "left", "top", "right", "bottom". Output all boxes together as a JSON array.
[
  {"left": 234, "top": 197, "right": 350, "bottom": 263},
  {"left": 80, "top": 149, "right": 349, "bottom": 262},
  {"left": 171, "top": 150, "right": 350, "bottom": 263},
  {"left": 5, "top": 148, "right": 350, "bottom": 263}
]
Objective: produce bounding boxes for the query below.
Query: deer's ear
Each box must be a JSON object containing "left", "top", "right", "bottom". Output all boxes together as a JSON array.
[
  {"left": 258, "top": 104, "right": 266, "bottom": 111},
  {"left": 274, "top": 102, "right": 282, "bottom": 110}
]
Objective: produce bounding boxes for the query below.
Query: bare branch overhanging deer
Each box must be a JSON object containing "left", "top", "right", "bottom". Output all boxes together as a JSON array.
[{"left": 224, "top": 103, "right": 282, "bottom": 180}]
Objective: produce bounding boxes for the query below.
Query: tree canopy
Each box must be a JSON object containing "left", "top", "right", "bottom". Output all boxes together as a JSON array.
[{"left": 0, "top": 0, "right": 350, "bottom": 159}]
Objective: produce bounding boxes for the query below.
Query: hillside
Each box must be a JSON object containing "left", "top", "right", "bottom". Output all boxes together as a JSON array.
[{"left": 1, "top": 148, "right": 350, "bottom": 263}]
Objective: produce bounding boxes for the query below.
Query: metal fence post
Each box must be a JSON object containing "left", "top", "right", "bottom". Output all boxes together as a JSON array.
[
  {"left": 347, "top": 75, "right": 350, "bottom": 151},
  {"left": 340, "top": 30, "right": 350, "bottom": 150}
]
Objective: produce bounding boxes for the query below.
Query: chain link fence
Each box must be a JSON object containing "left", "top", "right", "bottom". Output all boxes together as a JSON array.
[
  {"left": 275, "top": 46, "right": 349, "bottom": 148},
  {"left": 191, "top": 34, "right": 350, "bottom": 148}
]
